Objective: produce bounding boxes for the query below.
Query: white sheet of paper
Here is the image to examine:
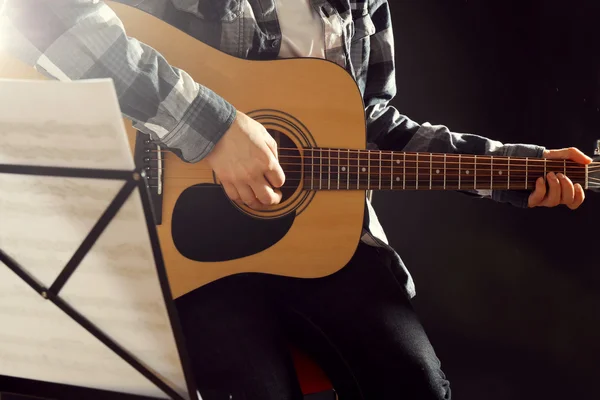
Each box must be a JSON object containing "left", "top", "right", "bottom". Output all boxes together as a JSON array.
[{"left": 0, "top": 78, "right": 191, "bottom": 399}]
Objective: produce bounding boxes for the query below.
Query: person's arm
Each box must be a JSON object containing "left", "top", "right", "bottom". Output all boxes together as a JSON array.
[
  {"left": 1, "top": 0, "right": 235, "bottom": 163},
  {"left": 0, "top": 0, "right": 285, "bottom": 208},
  {"left": 363, "top": 0, "right": 545, "bottom": 208}
]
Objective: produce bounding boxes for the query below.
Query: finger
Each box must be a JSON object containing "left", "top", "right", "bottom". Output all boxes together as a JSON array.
[
  {"left": 222, "top": 182, "right": 241, "bottom": 203},
  {"left": 541, "top": 172, "right": 561, "bottom": 207},
  {"left": 237, "top": 184, "right": 260, "bottom": 208},
  {"left": 567, "top": 147, "right": 593, "bottom": 164},
  {"left": 265, "top": 133, "right": 279, "bottom": 159},
  {"left": 546, "top": 147, "right": 593, "bottom": 164},
  {"left": 265, "top": 157, "right": 286, "bottom": 188},
  {"left": 556, "top": 173, "right": 574, "bottom": 205},
  {"left": 528, "top": 177, "right": 546, "bottom": 207},
  {"left": 544, "top": 148, "right": 569, "bottom": 160},
  {"left": 568, "top": 184, "right": 585, "bottom": 210},
  {"left": 250, "top": 176, "right": 282, "bottom": 205}
]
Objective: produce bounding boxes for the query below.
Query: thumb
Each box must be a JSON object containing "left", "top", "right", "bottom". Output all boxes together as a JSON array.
[
  {"left": 265, "top": 133, "right": 279, "bottom": 160},
  {"left": 545, "top": 147, "right": 593, "bottom": 164}
]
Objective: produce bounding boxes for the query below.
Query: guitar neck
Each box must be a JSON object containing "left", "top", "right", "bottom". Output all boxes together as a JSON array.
[{"left": 299, "top": 148, "right": 590, "bottom": 191}]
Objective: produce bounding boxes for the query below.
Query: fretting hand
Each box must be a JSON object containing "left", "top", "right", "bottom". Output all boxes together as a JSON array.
[
  {"left": 205, "top": 111, "right": 285, "bottom": 209},
  {"left": 528, "top": 147, "right": 593, "bottom": 209}
]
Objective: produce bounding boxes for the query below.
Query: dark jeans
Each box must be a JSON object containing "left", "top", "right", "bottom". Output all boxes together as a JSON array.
[{"left": 175, "top": 242, "right": 451, "bottom": 400}]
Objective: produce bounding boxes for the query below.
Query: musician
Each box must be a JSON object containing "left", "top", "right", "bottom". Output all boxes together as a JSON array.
[{"left": 1, "top": 1, "right": 592, "bottom": 399}]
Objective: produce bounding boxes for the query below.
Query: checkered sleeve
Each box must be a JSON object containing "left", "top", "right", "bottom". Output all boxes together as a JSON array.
[
  {"left": 363, "top": 0, "right": 545, "bottom": 207},
  {"left": 0, "top": 0, "right": 236, "bottom": 163}
]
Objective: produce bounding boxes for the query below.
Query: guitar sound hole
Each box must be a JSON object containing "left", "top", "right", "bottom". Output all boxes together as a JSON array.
[{"left": 269, "top": 129, "right": 302, "bottom": 202}]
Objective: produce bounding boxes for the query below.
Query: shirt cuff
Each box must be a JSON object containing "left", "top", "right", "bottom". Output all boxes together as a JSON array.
[
  {"left": 491, "top": 143, "right": 546, "bottom": 208},
  {"left": 161, "top": 85, "right": 237, "bottom": 163}
]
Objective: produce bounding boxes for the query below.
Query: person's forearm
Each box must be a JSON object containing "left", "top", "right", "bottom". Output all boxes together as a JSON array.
[
  {"left": 363, "top": 0, "right": 545, "bottom": 207},
  {"left": 366, "top": 104, "right": 545, "bottom": 207},
  {"left": 1, "top": 0, "right": 235, "bottom": 162}
]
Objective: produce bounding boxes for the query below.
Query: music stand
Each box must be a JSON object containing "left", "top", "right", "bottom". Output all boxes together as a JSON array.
[{"left": 0, "top": 78, "right": 198, "bottom": 400}]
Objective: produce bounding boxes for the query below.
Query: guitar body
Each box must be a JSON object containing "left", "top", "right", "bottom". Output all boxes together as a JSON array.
[{"left": 0, "top": 1, "right": 367, "bottom": 298}]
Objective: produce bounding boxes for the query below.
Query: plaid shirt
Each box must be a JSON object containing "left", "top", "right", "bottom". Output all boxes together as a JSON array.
[{"left": 1, "top": 0, "right": 545, "bottom": 297}]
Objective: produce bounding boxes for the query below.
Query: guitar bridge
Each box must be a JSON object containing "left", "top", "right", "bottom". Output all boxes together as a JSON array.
[{"left": 133, "top": 131, "right": 164, "bottom": 225}]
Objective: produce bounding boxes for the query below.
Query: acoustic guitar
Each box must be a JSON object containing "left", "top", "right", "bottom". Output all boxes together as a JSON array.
[{"left": 1, "top": 1, "right": 599, "bottom": 299}]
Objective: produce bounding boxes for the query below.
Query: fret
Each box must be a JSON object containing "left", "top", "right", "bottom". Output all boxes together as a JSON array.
[
  {"left": 327, "top": 149, "right": 331, "bottom": 190},
  {"left": 403, "top": 152, "right": 406, "bottom": 189},
  {"left": 357, "top": 150, "right": 361, "bottom": 189},
  {"left": 416, "top": 153, "right": 419, "bottom": 190},
  {"left": 310, "top": 149, "right": 314, "bottom": 190},
  {"left": 475, "top": 154, "right": 493, "bottom": 190},
  {"left": 378, "top": 150, "right": 392, "bottom": 191},
  {"left": 349, "top": 150, "right": 360, "bottom": 190},
  {"left": 431, "top": 154, "right": 445, "bottom": 190},
  {"left": 461, "top": 155, "right": 475, "bottom": 190},
  {"left": 347, "top": 149, "right": 350, "bottom": 190},
  {"left": 390, "top": 153, "right": 394, "bottom": 190},
  {"left": 379, "top": 151, "right": 382, "bottom": 189},
  {"left": 494, "top": 157, "right": 510, "bottom": 189},
  {"left": 323, "top": 149, "right": 328, "bottom": 190},
  {"left": 525, "top": 157, "right": 528, "bottom": 189},
  {"left": 507, "top": 156, "right": 510, "bottom": 190},
  {"left": 404, "top": 153, "right": 417, "bottom": 189},
  {"left": 330, "top": 149, "right": 336, "bottom": 189},
  {"left": 444, "top": 154, "right": 447, "bottom": 190},
  {"left": 337, "top": 149, "right": 340, "bottom": 190},
  {"left": 328, "top": 149, "right": 339, "bottom": 191},
  {"left": 458, "top": 154, "right": 461, "bottom": 190},
  {"left": 357, "top": 151, "right": 369, "bottom": 190},
  {"left": 563, "top": 159, "right": 566, "bottom": 176},
  {"left": 367, "top": 150, "right": 371, "bottom": 189},
  {"left": 544, "top": 158, "right": 547, "bottom": 182},
  {"left": 490, "top": 156, "right": 493, "bottom": 190},
  {"left": 429, "top": 153, "right": 433, "bottom": 190},
  {"left": 474, "top": 155, "right": 477, "bottom": 190},
  {"left": 494, "top": 156, "right": 509, "bottom": 190},
  {"left": 319, "top": 149, "right": 322, "bottom": 190}
]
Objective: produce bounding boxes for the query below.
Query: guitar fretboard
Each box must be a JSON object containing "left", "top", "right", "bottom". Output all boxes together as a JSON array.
[{"left": 298, "top": 148, "right": 589, "bottom": 191}]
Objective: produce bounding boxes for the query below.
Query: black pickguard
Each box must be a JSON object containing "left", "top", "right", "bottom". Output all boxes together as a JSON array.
[{"left": 171, "top": 184, "right": 296, "bottom": 262}]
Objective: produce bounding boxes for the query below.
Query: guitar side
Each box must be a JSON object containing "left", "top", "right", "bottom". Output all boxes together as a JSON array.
[{"left": 1, "top": 1, "right": 368, "bottom": 299}]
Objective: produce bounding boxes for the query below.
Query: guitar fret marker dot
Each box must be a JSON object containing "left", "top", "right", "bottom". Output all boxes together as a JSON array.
[
  {"left": 396, "top": 160, "right": 401, "bottom": 164},
  {"left": 341, "top": 167, "right": 346, "bottom": 172},
  {"left": 361, "top": 167, "right": 366, "bottom": 172},
  {"left": 396, "top": 177, "right": 400, "bottom": 181},
  {"left": 436, "top": 169, "right": 440, "bottom": 174},
  {"left": 499, "top": 171, "right": 503, "bottom": 175},
  {"left": 466, "top": 170, "right": 470, "bottom": 174}
]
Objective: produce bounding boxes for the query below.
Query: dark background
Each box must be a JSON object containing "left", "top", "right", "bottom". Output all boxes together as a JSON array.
[
  {"left": 2, "top": 0, "right": 599, "bottom": 399},
  {"left": 374, "top": 0, "right": 600, "bottom": 398}
]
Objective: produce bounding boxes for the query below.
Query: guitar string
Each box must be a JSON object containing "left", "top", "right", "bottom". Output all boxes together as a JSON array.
[
  {"left": 142, "top": 171, "right": 600, "bottom": 179},
  {"left": 150, "top": 148, "right": 600, "bottom": 164},
  {"left": 146, "top": 168, "right": 595, "bottom": 178},
  {"left": 141, "top": 176, "right": 590, "bottom": 185},
  {"left": 142, "top": 165, "right": 597, "bottom": 173},
  {"left": 147, "top": 182, "right": 599, "bottom": 190},
  {"left": 146, "top": 179, "right": 600, "bottom": 187},
  {"left": 145, "top": 153, "right": 599, "bottom": 170},
  {"left": 141, "top": 169, "right": 593, "bottom": 181}
]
